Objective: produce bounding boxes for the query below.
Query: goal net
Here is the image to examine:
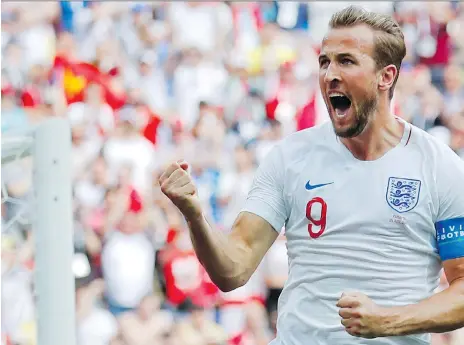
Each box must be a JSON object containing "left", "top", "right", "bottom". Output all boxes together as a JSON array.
[{"left": 1, "top": 118, "right": 76, "bottom": 345}]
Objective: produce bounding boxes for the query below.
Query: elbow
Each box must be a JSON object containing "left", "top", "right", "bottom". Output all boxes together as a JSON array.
[
  {"left": 217, "top": 283, "right": 237, "bottom": 293},
  {"left": 217, "top": 280, "right": 246, "bottom": 293},
  {"left": 214, "top": 273, "right": 251, "bottom": 293}
]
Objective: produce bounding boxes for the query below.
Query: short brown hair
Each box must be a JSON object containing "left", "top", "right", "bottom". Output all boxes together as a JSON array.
[{"left": 329, "top": 6, "right": 406, "bottom": 99}]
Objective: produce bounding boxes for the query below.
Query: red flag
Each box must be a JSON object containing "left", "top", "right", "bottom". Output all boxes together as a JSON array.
[
  {"left": 142, "top": 112, "right": 162, "bottom": 145},
  {"left": 52, "top": 55, "right": 126, "bottom": 109}
]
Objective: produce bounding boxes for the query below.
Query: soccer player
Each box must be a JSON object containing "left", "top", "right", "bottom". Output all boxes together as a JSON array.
[{"left": 159, "top": 6, "right": 464, "bottom": 345}]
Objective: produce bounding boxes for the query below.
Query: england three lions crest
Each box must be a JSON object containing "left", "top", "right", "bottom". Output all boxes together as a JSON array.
[{"left": 386, "top": 177, "right": 421, "bottom": 213}]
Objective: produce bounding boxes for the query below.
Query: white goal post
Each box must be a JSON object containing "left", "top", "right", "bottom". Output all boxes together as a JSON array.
[{"left": 2, "top": 118, "right": 76, "bottom": 345}]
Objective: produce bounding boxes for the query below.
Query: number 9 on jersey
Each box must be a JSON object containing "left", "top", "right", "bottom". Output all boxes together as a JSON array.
[{"left": 306, "top": 197, "right": 328, "bottom": 239}]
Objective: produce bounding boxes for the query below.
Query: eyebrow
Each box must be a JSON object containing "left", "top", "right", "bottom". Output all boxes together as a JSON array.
[
  {"left": 318, "top": 53, "right": 356, "bottom": 62},
  {"left": 338, "top": 53, "right": 356, "bottom": 60}
]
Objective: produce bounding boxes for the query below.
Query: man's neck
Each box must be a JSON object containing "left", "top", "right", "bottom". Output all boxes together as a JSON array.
[{"left": 340, "top": 107, "right": 405, "bottom": 161}]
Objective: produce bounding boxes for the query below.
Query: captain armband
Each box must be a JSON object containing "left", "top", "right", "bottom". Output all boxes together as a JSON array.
[{"left": 435, "top": 217, "right": 464, "bottom": 261}]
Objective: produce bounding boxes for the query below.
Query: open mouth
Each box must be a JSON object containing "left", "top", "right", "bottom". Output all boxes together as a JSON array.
[{"left": 329, "top": 94, "right": 352, "bottom": 117}]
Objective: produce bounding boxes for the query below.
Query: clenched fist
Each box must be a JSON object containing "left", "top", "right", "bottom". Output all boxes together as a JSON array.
[
  {"left": 159, "top": 161, "right": 202, "bottom": 218},
  {"left": 337, "top": 291, "right": 390, "bottom": 338}
]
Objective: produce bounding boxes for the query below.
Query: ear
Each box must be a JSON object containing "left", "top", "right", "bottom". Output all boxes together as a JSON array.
[{"left": 378, "top": 64, "right": 398, "bottom": 93}]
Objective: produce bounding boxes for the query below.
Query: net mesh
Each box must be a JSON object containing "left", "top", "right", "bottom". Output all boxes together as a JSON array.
[{"left": 2, "top": 133, "right": 35, "bottom": 233}]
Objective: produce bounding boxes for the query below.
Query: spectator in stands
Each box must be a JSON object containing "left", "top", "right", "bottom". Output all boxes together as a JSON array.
[
  {"left": 101, "top": 211, "right": 155, "bottom": 317},
  {"left": 76, "top": 279, "right": 118, "bottom": 345},
  {"left": 1, "top": 83, "right": 30, "bottom": 133},
  {"left": 118, "top": 294, "right": 173, "bottom": 345}
]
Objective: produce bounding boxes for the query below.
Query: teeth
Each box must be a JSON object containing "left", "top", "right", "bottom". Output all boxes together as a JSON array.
[{"left": 329, "top": 93, "right": 346, "bottom": 98}]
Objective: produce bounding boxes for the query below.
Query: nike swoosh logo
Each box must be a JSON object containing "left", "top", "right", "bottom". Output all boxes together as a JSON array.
[{"left": 305, "top": 180, "right": 334, "bottom": 190}]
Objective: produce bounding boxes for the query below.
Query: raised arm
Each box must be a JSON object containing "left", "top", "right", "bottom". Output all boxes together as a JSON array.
[{"left": 159, "top": 161, "right": 280, "bottom": 291}]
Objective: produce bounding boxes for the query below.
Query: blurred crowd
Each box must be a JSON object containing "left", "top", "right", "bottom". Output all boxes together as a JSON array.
[{"left": 1, "top": 2, "right": 464, "bottom": 345}]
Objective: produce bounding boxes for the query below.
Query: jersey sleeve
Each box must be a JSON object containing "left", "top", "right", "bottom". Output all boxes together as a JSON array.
[
  {"left": 241, "top": 145, "right": 288, "bottom": 233},
  {"left": 434, "top": 147, "right": 464, "bottom": 262}
]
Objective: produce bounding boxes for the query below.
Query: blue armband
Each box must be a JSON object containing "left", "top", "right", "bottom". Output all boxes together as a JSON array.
[{"left": 435, "top": 217, "right": 464, "bottom": 261}]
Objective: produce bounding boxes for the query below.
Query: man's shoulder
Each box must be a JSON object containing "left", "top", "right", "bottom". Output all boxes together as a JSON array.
[{"left": 408, "top": 124, "right": 458, "bottom": 161}]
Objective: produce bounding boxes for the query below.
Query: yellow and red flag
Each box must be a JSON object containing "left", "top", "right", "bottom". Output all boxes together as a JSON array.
[{"left": 51, "top": 55, "right": 126, "bottom": 109}]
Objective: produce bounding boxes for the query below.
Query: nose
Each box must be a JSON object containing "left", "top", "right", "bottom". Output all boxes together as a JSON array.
[{"left": 323, "top": 63, "right": 341, "bottom": 85}]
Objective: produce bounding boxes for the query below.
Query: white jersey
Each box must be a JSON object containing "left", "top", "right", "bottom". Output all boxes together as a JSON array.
[{"left": 242, "top": 120, "right": 464, "bottom": 345}]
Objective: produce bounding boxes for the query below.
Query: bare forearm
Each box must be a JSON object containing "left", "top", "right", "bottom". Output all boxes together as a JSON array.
[
  {"left": 186, "top": 212, "right": 250, "bottom": 291},
  {"left": 384, "top": 279, "right": 464, "bottom": 336}
]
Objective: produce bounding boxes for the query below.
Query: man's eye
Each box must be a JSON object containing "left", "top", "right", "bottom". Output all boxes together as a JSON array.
[
  {"left": 341, "top": 59, "right": 354, "bottom": 65},
  {"left": 319, "top": 60, "right": 329, "bottom": 68}
]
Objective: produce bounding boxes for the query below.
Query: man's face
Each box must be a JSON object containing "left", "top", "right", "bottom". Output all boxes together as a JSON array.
[{"left": 319, "top": 24, "right": 380, "bottom": 138}]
